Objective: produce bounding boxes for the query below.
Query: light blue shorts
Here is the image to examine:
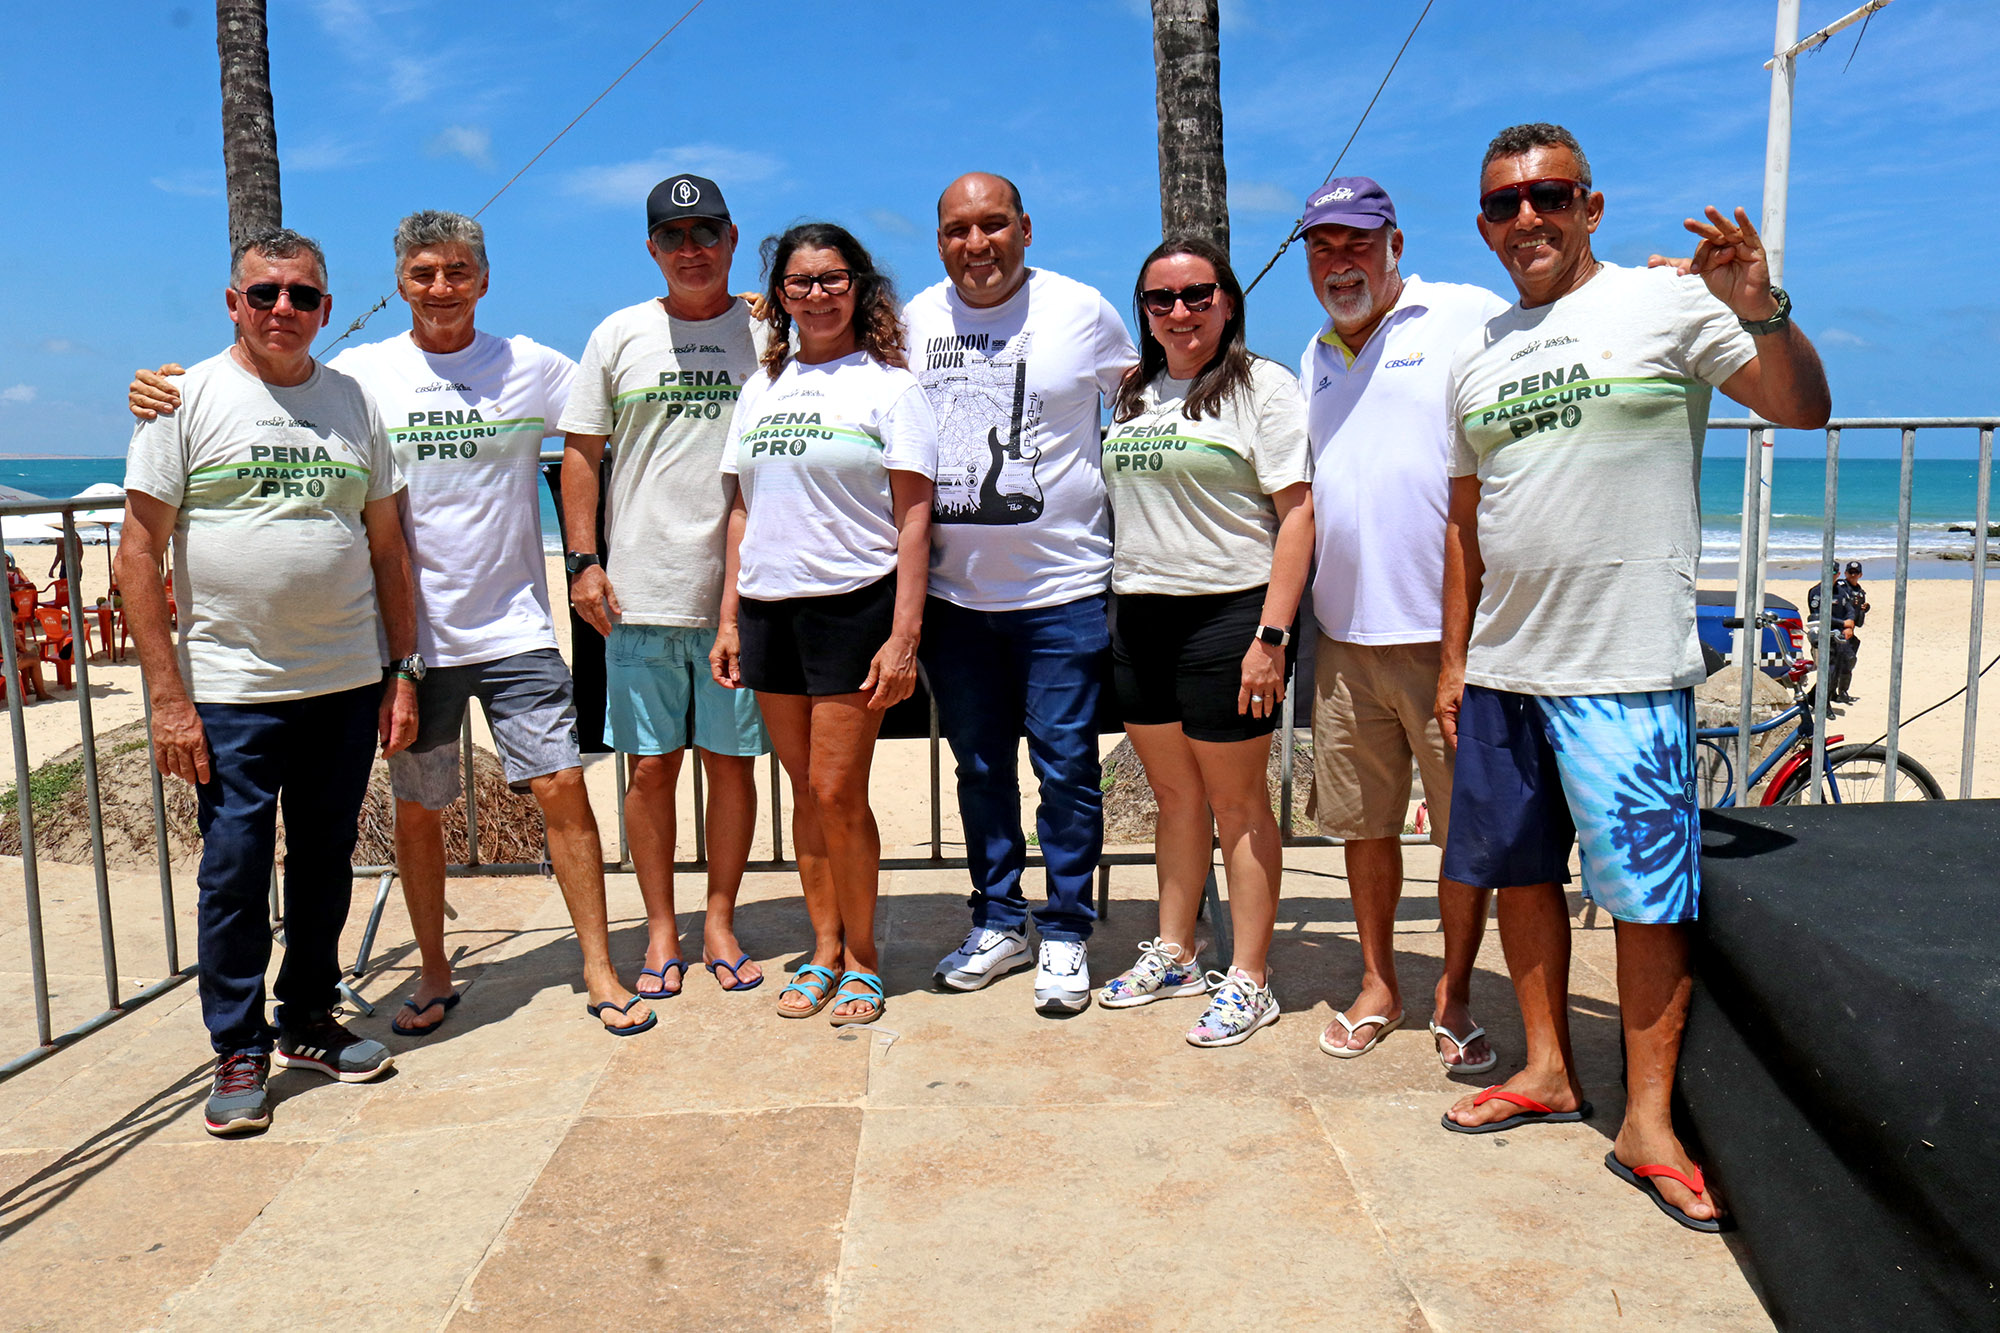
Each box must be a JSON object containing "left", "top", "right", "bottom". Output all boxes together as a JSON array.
[{"left": 606, "top": 623, "right": 769, "bottom": 757}]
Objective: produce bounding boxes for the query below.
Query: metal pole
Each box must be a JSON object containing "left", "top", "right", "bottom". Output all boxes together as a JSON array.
[
  {"left": 1964, "top": 427, "right": 1994, "bottom": 799},
  {"left": 929, "top": 697, "right": 943, "bottom": 860},
  {"left": 141, "top": 683, "right": 179, "bottom": 973},
  {"left": 768, "top": 751, "right": 784, "bottom": 862},
  {"left": 460, "top": 712, "right": 479, "bottom": 866},
  {"left": 61, "top": 516, "right": 119, "bottom": 1006},
  {"left": 1278, "top": 663, "right": 1297, "bottom": 841},
  {"left": 2, "top": 590, "right": 52, "bottom": 1046},
  {"left": 614, "top": 750, "right": 629, "bottom": 867},
  {"left": 1750, "top": 0, "right": 1800, "bottom": 621},
  {"left": 1811, "top": 429, "right": 1840, "bottom": 803},
  {"left": 1735, "top": 429, "right": 1765, "bottom": 805},
  {"left": 1885, "top": 427, "right": 1915, "bottom": 798}
]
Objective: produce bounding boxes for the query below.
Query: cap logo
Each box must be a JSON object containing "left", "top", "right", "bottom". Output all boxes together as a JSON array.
[
  {"left": 1314, "top": 186, "right": 1358, "bottom": 205},
  {"left": 672, "top": 180, "right": 699, "bottom": 207}
]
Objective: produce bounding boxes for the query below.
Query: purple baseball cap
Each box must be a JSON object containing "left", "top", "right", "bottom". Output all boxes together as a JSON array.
[{"left": 1299, "top": 176, "right": 1397, "bottom": 232}]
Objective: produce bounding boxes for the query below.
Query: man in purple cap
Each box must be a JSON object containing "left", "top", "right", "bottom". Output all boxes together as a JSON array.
[
  {"left": 1296, "top": 176, "right": 1514, "bottom": 1071},
  {"left": 560, "top": 173, "right": 773, "bottom": 1008}
]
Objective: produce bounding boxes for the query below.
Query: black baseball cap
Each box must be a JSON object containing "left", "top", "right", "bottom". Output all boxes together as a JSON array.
[
  {"left": 646, "top": 174, "right": 729, "bottom": 233},
  {"left": 1845, "top": 561, "right": 1863, "bottom": 573}
]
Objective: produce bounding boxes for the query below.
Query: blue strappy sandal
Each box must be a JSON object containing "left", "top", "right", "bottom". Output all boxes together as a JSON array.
[
  {"left": 777, "top": 964, "right": 839, "bottom": 1018},
  {"left": 828, "top": 971, "right": 886, "bottom": 1027}
]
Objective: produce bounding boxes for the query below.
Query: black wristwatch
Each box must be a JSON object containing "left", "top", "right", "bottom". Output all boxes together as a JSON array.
[
  {"left": 1739, "top": 287, "right": 1792, "bottom": 336},
  {"left": 389, "top": 653, "right": 427, "bottom": 683},
  {"left": 1254, "top": 625, "right": 1291, "bottom": 647},
  {"left": 564, "top": 551, "right": 602, "bottom": 576}
]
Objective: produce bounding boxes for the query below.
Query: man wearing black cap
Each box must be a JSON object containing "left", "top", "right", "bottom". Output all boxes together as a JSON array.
[
  {"left": 1296, "top": 177, "right": 1513, "bottom": 1073},
  {"left": 1807, "top": 561, "right": 1869, "bottom": 702},
  {"left": 559, "top": 174, "right": 773, "bottom": 1001}
]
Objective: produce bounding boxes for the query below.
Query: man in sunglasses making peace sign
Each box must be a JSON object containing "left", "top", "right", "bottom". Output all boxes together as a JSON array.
[{"left": 1435, "top": 123, "right": 1831, "bottom": 1232}]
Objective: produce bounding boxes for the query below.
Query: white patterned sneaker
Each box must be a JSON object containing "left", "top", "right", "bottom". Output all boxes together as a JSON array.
[
  {"left": 1099, "top": 937, "right": 1208, "bottom": 1008},
  {"left": 1186, "top": 968, "right": 1280, "bottom": 1048},
  {"left": 933, "top": 926, "right": 1032, "bottom": 992},
  {"left": 1034, "top": 939, "right": 1091, "bottom": 1014}
]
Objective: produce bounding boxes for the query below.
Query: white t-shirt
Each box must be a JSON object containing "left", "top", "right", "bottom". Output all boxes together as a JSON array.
[
  {"left": 1447, "top": 263, "right": 1757, "bottom": 694},
  {"left": 558, "top": 298, "right": 765, "bottom": 627},
  {"left": 124, "top": 349, "right": 403, "bottom": 704},
  {"left": 1102, "top": 357, "right": 1310, "bottom": 596},
  {"left": 720, "top": 352, "right": 939, "bottom": 600},
  {"left": 1301, "top": 275, "right": 1511, "bottom": 644},
  {"left": 330, "top": 330, "right": 573, "bottom": 668},
  {"left": 903, "top": 268, "right": 1138, "bottom": 611}
]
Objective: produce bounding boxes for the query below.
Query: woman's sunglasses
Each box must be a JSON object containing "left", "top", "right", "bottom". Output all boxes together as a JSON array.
[
  {"left": 1140, "top": 282, "right": 1219, "bottom": 316},
  {"left": 1479, "top": 178, "right": 1585, "bottom": 224},
  {"left": 235, "top": 283, "right": 326, "bottom": 312}
]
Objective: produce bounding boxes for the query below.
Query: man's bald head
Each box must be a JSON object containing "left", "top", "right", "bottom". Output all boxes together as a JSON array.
[{"left": 937, "top": 172, "right": 1024, "bottom": 223}]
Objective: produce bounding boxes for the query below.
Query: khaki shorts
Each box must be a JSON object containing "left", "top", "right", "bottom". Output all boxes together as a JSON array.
[{"left": 1311, "top": 636, "right": 1454, "bottom": 846}]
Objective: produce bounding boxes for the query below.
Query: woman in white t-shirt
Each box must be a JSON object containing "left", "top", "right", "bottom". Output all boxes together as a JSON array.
[
  {"left": 1096, "top": 237, "right": 1313, "bottom": 1048},
  {"left": 711, "top": 222, "right": 937, "bottom": 1027}
]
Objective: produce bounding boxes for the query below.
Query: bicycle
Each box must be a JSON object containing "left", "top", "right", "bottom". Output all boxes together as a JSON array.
[{"left": 1694, "top": 611, "right": 1944, "bottom": 806}]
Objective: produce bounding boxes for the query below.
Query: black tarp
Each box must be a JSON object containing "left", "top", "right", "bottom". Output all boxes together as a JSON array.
[{"left": 1685, "top": 803, "right": 2000, "bottom": 1331}]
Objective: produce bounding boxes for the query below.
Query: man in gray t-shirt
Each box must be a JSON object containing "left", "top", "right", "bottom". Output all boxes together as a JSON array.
[
  {"left": 1434, "top": 124, "right": 1830, "bottom": 1232},
  {"left": 119, "top": 228, "right": 421, "bottom": 1137}
]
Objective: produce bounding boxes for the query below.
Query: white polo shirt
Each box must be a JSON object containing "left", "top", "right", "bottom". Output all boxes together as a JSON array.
[{"left": 1301, "top": 274, "right": 1509, "bottom": 644}]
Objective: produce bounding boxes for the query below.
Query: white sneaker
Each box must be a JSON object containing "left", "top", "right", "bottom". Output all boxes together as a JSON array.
[
  {"left": 1034, "top": 939, "right": 1091, "bottom": 1014},
  {"left": 933, "top": 926, "right": 1031, "bottom": 992}
]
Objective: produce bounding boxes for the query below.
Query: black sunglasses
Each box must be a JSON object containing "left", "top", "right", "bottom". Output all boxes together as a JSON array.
[
  {"left": 236, "top": 282, "right": 326, "bottom": 312},
  {"left": 651, "top": 221, "right": 724, "bottom": 251},
  {"left": 1479, "top": 178, "right": 1585, "bottom": 224},
  {"left": 1140, "top": 282, "right": 1219, "bottom": 316},
  {"left": 780, "top": 269, "right": 854, "bottom": 299}
]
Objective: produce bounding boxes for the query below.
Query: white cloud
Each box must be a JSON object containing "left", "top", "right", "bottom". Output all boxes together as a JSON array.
[
  {"left": 1820, "top": 327, "right": 1870, "bottom": 348},
  {"left": 1, "top": 386, "right": 37, "bottom": 405},
  {"left": 1228, "top": 180, "right": 1298, "bottom": 215},
  {"left": 286, "top": 135, "right": 369, "bottom": 172},
  {"left": 866, "top": 208, "right": 921, "bottom": 238},
  {"left": 40, "top": 339, "right": 88, "bottom": 356},
  {"left": 562, "top": 147, "right": 783, "bottom": 208},
  {"left": 149, "top": 170, "right": 221, "bottom": 197},
  {"left": 427, "top": 125, "right": 492, "bottom": 168}
]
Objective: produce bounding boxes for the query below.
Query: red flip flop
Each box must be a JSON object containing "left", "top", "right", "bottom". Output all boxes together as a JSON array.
[
  {"left": 1440, "top": 1085, "right": 1594, "bottom": 1135},
  {"left": 1604, "top": 1152, "right": 1729, "bottom": 1233}
]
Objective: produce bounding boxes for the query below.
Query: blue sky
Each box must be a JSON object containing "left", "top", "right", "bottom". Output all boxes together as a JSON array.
[{"left": 2, "top": 0, "right": 1993, "bottom": 459}]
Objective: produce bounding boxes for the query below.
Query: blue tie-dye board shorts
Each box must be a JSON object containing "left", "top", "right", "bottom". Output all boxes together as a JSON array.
[{"left": 1441, "top": 684, "right": 1699, "bottom": 925}]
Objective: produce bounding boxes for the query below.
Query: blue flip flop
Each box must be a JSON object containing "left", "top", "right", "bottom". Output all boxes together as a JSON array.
[
  {"left": 392, "top": 991, "right": 460, "bottom": 1036},
  {"left": 705, "top": 953, "right": 764, "bottom": 992},
  {"left": 777, "top": 964, "right": 839, "bottom": 1018},
  {"left": 635, "top": 958, "right": 685, "bottom": 1001},
  {"left": 585, "top": 993, "right": 658, "bottom": 1037}
]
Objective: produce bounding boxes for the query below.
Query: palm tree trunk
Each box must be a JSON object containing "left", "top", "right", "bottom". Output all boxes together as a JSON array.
[
  {"left": 1151, "top": 0, "right": 1228, "bottom": 254},
  {"left": 216, "top": 0, "right": 281, "bottom": 253}
]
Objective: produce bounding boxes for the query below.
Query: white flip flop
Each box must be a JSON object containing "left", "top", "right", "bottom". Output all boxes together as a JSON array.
[
  {"left": 1318, "top": 1010, "right": 1404, "bottom": 1058},
  {"left": 1429, "top": 1020, "right": 1499, "bottom": 1074}
]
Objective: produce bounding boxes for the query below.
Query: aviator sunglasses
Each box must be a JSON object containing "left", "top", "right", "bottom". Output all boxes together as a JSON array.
[
  {"left": 1140, "top": 282, "right": 1219, "bottom": 316},
  {"left": 1479, "top": 177, "right": 1585, "bottom": 224},
  {"left": 235, "top": 282, "right": 326, "bottom": 312},
  {"left": 651, "top": 221, "right": 725, "bottom": 251}
]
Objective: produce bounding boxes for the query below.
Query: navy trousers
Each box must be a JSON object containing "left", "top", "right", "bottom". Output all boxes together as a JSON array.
[{"left": 193, "top": 685, "right": 378, "bottom": 1055}]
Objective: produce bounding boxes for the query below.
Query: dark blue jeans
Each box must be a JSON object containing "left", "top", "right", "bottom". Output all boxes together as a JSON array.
[
  {"left": 194, "top": 685, "right": 379, "bottom": 1055},
  {"left": 921, "top": 593, "right": 1108, "bottom": 942}
]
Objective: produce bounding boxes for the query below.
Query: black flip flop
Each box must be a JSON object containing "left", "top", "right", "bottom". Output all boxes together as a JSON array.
[
  {"left": 1604, "top": 1152, "right": 1729, "bottom": 1233},
  {"left": 393, "top": 991, "right": 460, "bottom": 1036},
  {"left": 586, "top": 994, "right": 659, "bottom": 1037}
]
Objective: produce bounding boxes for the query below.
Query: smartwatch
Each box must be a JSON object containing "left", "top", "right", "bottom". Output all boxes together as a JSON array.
[
  {"left": 1254, "top": 625, "right": 1291, "bottom": 647},
  {"left": 389, "top": 653, "right": 427, "bottom": 683},
  {"left": 565, "top": 551, "right": 602, "bottom": 576}
]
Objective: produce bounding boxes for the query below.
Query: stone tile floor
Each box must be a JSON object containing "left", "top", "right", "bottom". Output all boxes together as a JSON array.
[{"left": 0, "top": 849, "right": 1774, "bottom": 1331}]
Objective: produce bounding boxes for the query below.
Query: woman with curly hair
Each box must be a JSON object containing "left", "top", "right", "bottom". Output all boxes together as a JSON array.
[
  {"left": 710, "top": 222, "right": 937, "bottom": 1026},
  {"left": 1094, "top": 235, "right": 1313, "bottom": 1047}
]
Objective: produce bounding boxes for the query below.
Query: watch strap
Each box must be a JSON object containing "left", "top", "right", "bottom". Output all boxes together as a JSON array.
[{"left": 1738, "top": 286, "right": 1791, "bottom": 336}]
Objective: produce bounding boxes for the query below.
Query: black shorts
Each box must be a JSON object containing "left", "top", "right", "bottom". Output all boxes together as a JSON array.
[
  {"left": 738, "top": 574, "right": 896, "bottom": 696},
  {"left": 1110, "top": 586, "right": 1292, "bottom": 743}
]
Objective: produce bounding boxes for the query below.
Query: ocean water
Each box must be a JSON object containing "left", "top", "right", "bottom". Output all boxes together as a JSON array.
[{"left": 10, "top": 454, "right": 1999, "bottom": 572}]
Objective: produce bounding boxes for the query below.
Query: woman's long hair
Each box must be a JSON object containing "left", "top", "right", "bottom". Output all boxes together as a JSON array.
[
  {"left": 1111, "top": 235, "right": 1253, "bottom": 422},
  {"left": 758, "top": 222, "right": 907, "bottom": 379}
]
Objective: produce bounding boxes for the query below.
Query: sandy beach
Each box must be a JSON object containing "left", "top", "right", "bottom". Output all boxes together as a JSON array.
[{"left": 7, "top": 549, "right": 1999, "bottom": 867}]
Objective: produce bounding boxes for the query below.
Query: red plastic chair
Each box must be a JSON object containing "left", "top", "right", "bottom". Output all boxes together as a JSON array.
[{"left": 32, "top": 606, "right": 73, "bottom": 691}]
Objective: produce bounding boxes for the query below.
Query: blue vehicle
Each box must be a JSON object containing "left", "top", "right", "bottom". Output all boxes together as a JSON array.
[{"left": 1696, "top": 589, "right": 1800, "bottom": 679}]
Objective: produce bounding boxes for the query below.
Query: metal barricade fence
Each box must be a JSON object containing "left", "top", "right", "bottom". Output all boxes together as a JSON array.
[{"left": 7, "top": 416, "right": 1997, "bottom": 1078}]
